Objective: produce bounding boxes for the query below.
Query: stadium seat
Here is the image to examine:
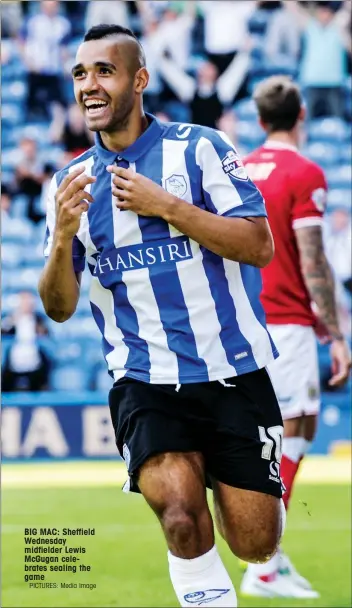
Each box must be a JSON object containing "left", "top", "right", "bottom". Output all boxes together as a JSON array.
[
  {"left": 250, "top": 59, "right": 297, "bottom": 80},
  {"left": 304, "top": 142, "right": 340, "bottom": 168},
  {"left": 1, "top": 62, "right": 25, "bottom": 83},
  {"left": 1, "top": 292, "right": 22, "bottom": 317},
  {"left": 2, "top": 147, "right": 21, "bottom": 170},
  {"left": 233, "top": 98, "right": 258, "bottom": 121},
  {"left": 327, "top": 189, "right": 351, "bottom": 209},
  {"left": 35, "top": 218, "right": 47, "bottom": 240},
  {"left": 340, "top": 143, "right": 352, "bottom": 164},
  {"left": 11, "top": 195, "right": 29, "bottom": 219},
  {"left": 7, "top": 267, "right": 42, "bottom": 292},
  {"left": 236, "top": 119, "right": 265, "bottom": 147},
  {"left": 54, "top": 340, "right": 85, "bottom": 365},
  {"left": 325, "top": 165, "right": 352, "bottom": 190},
  {"left": 23, "top": 243, "right": 46, "bottom": 267},
  {"left": 307, "top": 118, "right": 350, "bottom": 143},
  {"left": 2, "top": 243, "right": 23, "bottom": 270},
  {"left": 21, "top": 123, "right": 52, "bottom": 142},
  {"left": 75, "top": 297, "right": 94, "bottom": 316},
  {"left": 48, "top": 315, "right": 100, "bottom": 340},
  {"left": 1, "top": 80, "right": 27, "bottom": 104},
  {"left": 39, "top": 144, "right": 65, "bottom": 164},
  {"left": 80, "top": 270, "right": 92, "bottom": 296},
  {"left": 2, "top": 219, "right": 34, "bottom": 244},
  {"left": 50, "top": 365, "right": 90, "bottom": 392},
  {"left": 163, "top": 101, "right": 191, "bottom": 124},
  {"left": 2, "top": 272, "right": 12, "bottom": 292},
  {"left": 2, "top": 104, "right": 24, "bottom": 127},
  {"left": 94, "top": 366, "right": 114, "bottom": 392}
]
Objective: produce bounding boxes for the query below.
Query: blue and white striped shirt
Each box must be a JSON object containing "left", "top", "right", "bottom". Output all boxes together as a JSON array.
[{"left": 44, "top": 114, "right": 278, "bottom": 384}]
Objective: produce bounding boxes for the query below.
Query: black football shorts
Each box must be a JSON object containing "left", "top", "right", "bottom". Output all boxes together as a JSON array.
[{"left": 109, "top": 367, "right": 284, "bottom": 498}]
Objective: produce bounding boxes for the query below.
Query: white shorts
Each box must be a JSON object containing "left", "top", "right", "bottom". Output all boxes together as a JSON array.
[{"left": 267, "top": 324, "right": 320, "bottom": 420}]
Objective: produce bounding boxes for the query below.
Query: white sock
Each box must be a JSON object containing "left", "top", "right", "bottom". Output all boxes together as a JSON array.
[
  {"left": 301, "top": 439, "right": 312, "bottom": 457},
  {"left": 282, "top": 436, "right": 306, "bottom": 463},
  {"left": 168, "top": 545, "right": 237, "bottom": 607}
]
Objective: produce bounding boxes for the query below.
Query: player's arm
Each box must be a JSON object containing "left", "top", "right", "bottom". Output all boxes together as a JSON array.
[
  {"left": 295, "top": 224, "right": 351, "bottom": 386},
  {"left": 109, "top": 167, "right": 273, "bottom": 267},
  {"left": 39, "top": 167, "right": 96, "bottom": 322},
  {"left": 295, "top": 225, "right": 342, "bottom": 340},
  {"left": 107, "top": 133, "right": 274, "bottom": 267},
  {"left": 164, "top": 207, "right": 273, "bottom": 268},
  {"left": 292, "top": 165, "right": 351, "bottom": 386}
]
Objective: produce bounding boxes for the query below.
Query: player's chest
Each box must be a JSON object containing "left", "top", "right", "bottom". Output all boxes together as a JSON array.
[{"left": 84, "top": 152, "right": 203, "bottom": 251}]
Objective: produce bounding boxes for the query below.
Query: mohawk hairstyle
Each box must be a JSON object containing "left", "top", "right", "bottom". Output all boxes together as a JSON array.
[{"left": 83, "top": 24, "right": 146, "bottom": 73}]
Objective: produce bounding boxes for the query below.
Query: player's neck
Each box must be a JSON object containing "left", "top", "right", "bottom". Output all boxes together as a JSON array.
[
  {"left": 266, "top": 130, "right": 299, "bottom": 149},
  {"left": 100, "top": 110, "right": 149, "bottom": 153}
]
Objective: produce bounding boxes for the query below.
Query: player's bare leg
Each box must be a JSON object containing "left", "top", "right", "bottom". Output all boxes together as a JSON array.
[
  {"left": 138, "top": 452, "right": 238, "bottom": 606},
  {"left": 212, "top": 481, "right": 283, "bottom": 563}
]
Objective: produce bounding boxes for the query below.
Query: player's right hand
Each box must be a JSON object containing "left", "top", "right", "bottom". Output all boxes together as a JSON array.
[
  {"left": 329, "top": 338, "right": 352, "bottom": 387},
  {"left": 55, "top": 166, "right": 96, "bottom": 239}
]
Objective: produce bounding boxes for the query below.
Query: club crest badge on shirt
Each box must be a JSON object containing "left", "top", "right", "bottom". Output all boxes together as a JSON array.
[
  {"left": 164, "top": 174, "right": 187, "bottom": 197},
  {"left": 221, "top": 150, "right": 248, "bottom": 181}
]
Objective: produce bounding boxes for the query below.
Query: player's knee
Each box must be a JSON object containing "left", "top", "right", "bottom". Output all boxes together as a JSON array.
[
  {"left": 160, "top": 503, "right": 210, "bottom": 554},
  {"left": 230, "top": 527, "right": 280, "bottom": 563},
  {"left": 225, "top": 501, "right": 283, "bottom": 563},
  {"left": 245, "top": 532, "right": 279, "bottom": 564},
  {"left": 162, "top": 506, "right": 198, "bottom": 543}
]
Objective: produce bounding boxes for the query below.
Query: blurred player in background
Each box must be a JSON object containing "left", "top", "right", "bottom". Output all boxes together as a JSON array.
[
  {"left": 241, "top": 75, "right": 351, "bottom": 598},
  {"left": 39, "top": 24, "right": 287, "bottom": 608}
]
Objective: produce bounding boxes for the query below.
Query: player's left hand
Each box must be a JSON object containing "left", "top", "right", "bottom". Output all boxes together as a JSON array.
[
  {"left": 329, "top": 338, "right": 352, "bottom": 387},
  {"left": 107, "top": 165, "right": 173, "bottom": 217}
]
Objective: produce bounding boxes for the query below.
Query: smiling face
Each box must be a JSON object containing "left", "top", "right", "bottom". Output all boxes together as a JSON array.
[{"left": 72, "top": 36, "right": 146, "bottom": 133}]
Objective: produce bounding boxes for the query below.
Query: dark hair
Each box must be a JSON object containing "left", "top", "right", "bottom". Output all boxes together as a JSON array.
[
  {"left": 84, "top": 24, "right": 138, "bottom": 43},
  {"left": 253, "top": 75, "right": 302, "bottom": 133},
  {"left": 83, "top": 24, "right": 146, "bottom": 70}
]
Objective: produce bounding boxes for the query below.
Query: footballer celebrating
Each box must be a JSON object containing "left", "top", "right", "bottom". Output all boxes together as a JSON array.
[{"left": 39, "top": 24, "right": 286, "bottom": 607}]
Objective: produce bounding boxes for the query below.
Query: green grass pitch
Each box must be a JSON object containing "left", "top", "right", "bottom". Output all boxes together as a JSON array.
[{"left": 2, "top": 468, "right": 351, "bottom": 607}]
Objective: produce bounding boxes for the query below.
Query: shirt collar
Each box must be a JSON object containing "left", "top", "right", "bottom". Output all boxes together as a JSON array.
[
  {"left": 263, "top": 140, "right": 298, "bottom": 152},
  {"left": 94, "top": 113, "right": 163, "bottom": 165}
]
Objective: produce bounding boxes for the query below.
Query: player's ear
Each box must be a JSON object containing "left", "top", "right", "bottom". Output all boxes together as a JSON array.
[
  {"left": 258, "top": 117, "right": 268, "bottom": 133},
  {"left": 298, "top": 105, "right": 306, "bottom": 122},
  {"left": 135, "top": 67, "right": 149, "bottom": 94}
]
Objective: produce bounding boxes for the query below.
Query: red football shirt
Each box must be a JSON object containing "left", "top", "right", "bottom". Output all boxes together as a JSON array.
[{"left": 244, "top": 141, "right": 327, "bottom": 326}]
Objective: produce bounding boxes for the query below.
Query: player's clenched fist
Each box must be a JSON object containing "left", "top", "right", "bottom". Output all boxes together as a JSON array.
[{"left": 55, "top": 166, "right": 96, "bottom": 239}]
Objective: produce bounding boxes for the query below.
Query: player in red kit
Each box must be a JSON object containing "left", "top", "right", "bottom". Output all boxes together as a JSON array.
[{"left": 240, "top": 76, "right": 351, "bottom": 598}]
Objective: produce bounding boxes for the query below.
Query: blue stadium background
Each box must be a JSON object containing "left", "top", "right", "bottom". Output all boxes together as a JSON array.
[{"left": 2, "top": 0, "right": 351, "bottom": 460}]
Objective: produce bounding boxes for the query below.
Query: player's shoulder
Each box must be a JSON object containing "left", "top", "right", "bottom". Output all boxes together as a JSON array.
[
  {"left": 243, "top": 145, "right": 265, "bottom": 162},
  {"left": 292, "top": 149, "right": 324, "bottom": 172},
  {"left": 161, "top": 121, "right": 228, "bottom": 146},
  {"left": 289, "top": 150, "right": 326, "bottom": 185},
  {"left": 250, "top": 144, "right": 325, "bottom": 180},
  {"left": 53, "top": 146, "right": 97, "bottom": 188}
]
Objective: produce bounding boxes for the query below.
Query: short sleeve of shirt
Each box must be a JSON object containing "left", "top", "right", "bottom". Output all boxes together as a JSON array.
[
  {"left": 43, "top": 173, "right": 86, "bottom": 272},
  {"left": 195, "top": 129, "right": 267, "bottom": 218},
  {"left": 291, "top": 162, "right": 328, "bottom": 230}
]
